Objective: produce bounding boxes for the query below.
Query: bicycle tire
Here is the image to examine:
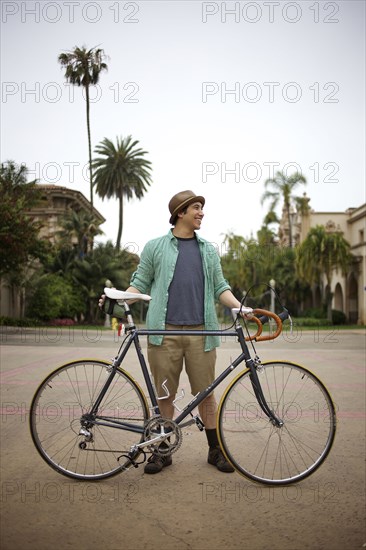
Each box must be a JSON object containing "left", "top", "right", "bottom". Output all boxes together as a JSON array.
[
  {"left": 217, "top": 361, "right": 336, "bottom": 485},
  {"left": 30, "top": 359, "right": 149, "bottom": 480}
]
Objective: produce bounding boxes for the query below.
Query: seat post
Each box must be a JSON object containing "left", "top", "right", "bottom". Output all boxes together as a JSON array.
[{"left": 122, "top": 301, "right": 136, "bottom": 330}]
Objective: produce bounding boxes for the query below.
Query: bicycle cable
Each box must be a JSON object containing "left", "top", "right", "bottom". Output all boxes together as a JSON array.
[
  {"left": 221, "top": 281, "right": 283, "bottom": 336},
  {"left": 240, "top": 282, "right": 287, "bottom": 311},
  {"left": 242, "top": 316, "right": 259, "bottom": 358},
  {"left": 239, "top": 281, "right": 287, "bottom": 357}
]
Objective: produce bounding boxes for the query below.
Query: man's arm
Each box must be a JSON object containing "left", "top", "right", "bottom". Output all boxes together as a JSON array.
[
  {"left": 99, "top": 240, "right": 154, "bottom": 309},
  {"left": 124, "top": 286, "right": 143, "bottom": 304},
  {"left": 219, "top": 290, "right": 253, "bottom": 318},
  {"left": 218, "top": 289, "right": 242, "bottom": 310}
]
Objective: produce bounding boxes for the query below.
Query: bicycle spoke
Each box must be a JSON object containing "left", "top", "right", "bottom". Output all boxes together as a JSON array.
[
  {"left": 218, "top": 361, "right": 336, "bottom": 485},
  {"left": 30, "top": 360, "right": 149, "bottom": 480}
]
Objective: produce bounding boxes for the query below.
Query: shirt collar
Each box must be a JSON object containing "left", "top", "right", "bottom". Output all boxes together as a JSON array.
[{"left": 167, "top": 229, "right": 203, "bottom": 242}]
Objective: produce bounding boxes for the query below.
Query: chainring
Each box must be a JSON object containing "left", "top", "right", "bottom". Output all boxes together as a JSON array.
[{"left": 143, "top": 417, "right": 182, "bottom": 456}]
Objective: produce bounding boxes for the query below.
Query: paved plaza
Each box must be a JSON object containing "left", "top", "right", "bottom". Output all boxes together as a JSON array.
[{"left": 1, "top": 326, "right": 365, "bottom": 550}]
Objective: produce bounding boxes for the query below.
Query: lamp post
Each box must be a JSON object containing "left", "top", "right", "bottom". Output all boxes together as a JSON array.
[
  {"left": 104, "top": 279, "right": 113, "bottom": 328},
  {"left": 269, "top": 279, "right": 276, "bottom": 313}
]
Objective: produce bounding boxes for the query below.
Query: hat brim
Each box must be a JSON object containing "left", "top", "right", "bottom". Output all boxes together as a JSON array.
[{"left": 169, "top": 195, "right": 205, "bottom": 224}]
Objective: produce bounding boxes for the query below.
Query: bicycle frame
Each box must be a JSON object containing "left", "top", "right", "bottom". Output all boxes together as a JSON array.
[
  {"left": 31, "top": 297, "right": 337, "bottom": 485},
  {"left": 84, "top": 314, "right": 283, "bottom": 442}
]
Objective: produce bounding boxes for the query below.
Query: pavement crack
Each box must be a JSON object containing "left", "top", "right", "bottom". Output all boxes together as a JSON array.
[
  {"left": 154, "top": 518, "right": 192, "bottom": 549},
  {"left": 132, "top": 507, "right": 192, "bottom": 548}
]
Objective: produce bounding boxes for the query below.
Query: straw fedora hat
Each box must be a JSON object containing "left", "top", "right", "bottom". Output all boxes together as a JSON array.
[{"left": 168, "top": 190, "right": 205, "bottom": 224}]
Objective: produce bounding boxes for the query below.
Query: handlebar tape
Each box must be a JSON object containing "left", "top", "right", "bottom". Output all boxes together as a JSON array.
[{"left": 257, "top": 310, "right": 289, "bottom": 325}]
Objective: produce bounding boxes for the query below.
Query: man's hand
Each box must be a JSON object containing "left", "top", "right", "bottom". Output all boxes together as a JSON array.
[
  {"left": 240, "top": 307, "right": 254, "bottom": 320},
  {"left": 98, "top": 294, "right": 106, "bottom": 310},
  {"left": 238, "top": 306, "right": 254, "bottom": 320}
]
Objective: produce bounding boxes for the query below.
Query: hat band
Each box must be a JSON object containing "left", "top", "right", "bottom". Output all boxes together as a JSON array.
[{"left": 170, "top": 196, "right": 202, "bottom": 219}]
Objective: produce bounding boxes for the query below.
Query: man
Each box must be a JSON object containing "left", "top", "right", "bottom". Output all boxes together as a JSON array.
[{"left": 103, "top": 190, "right": 248, "bottom": 474}]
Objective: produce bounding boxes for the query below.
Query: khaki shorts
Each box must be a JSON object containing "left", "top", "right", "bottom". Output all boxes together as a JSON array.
[{"left": 147, "top": 324, "right": 217, "bottom": 397}]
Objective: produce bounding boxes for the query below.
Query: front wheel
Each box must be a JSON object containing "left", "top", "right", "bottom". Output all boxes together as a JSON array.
[
  {"left": 217, "top": 361, "right": 336, "bottom": 485},
  {"left": 30, "top": 360, "right": 149, "bottom": 480}
]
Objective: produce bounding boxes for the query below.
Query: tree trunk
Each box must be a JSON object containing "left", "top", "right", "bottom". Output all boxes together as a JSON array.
[
  {"left": 116, "top": 195, "right": 123, "bottom": 249},
  {"left": 286, "top": 204, "right": 293, "bottom": 248},
  {"left": 85, "top": 84, "right": 93, "bottom": 210}
]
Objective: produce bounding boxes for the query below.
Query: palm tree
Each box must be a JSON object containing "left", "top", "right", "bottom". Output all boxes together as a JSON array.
[
  {"left": 262, "top": 209, "right": 280, "bottom": 227},
  {"left": 296, "top": 225, "right": 351, "bottom": 320},
  {"left": 294, "top": 193, "right": 311, "bottom": 217},
  {"left": 93, "top": 136, "right": 153, "bottom": 249},
  {"left": 1, "top": 160, "right": 30, "bottom": 189},
  {"left": 261, "top": 171, "right": 307, "bottom": 247},
  {"left": 58, "top": 46, "right": 108, "bottom": 208},
  {"left": 58, "top": 209, "right": 104, "bottom": 258},
  {"left": 46, "top": 245, "right": 78, "bottom": 278}
]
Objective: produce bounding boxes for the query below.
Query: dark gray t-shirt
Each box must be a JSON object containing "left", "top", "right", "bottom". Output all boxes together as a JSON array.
[{"left": 166, "top": 236, "right": 204, "bottom": 325}]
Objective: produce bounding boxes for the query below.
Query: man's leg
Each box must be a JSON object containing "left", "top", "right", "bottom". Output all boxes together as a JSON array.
[
  {"left": 145, "top": 335, "right": 183, "bottom": 474},
  {"left": 185, "top": 333, "right": 235, "bottom": 473},
  {"left": 157, "top": 396, "right": 175, "bottom": 419},
  {"left": 198, "top": 393, "right": 217, "bottom": 429}
]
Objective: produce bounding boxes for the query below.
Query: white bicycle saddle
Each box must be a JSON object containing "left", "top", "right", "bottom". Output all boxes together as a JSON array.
[{"left": 104, "top": 288, "right": 151, "bottom": 302}]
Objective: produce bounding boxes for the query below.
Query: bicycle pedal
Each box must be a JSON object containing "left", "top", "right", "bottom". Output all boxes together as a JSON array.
[{"left": 195, "top": 417, "right": 205, "bottom": 431}]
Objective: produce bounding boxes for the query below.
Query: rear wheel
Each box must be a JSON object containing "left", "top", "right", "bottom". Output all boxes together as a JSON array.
[
  {"left": 218, "top": 361, "right": 336, "bottom": 485},
  {"left": 30, "top": 360, "right": 149, "bottom": 480}
]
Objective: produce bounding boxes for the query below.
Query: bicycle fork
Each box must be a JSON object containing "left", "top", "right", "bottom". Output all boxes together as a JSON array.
[
  {"left": 247, "top": 358, "right": 284, "bottom": 427},
  {"left": 236, "top": 323, "right": 284, "bottom": 427}
]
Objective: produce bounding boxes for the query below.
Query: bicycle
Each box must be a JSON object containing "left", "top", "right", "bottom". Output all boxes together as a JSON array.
[{"left": 29, "top": 288, "right": 336, "bottom": 485}]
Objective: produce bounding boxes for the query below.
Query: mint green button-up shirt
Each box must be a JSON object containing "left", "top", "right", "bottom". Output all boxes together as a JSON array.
[{"left": 130, "top": 230, "right": 231, "bottom": 351}]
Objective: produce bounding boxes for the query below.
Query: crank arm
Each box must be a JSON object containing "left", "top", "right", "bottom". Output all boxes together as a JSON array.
[
  {"left": 132, "top": 433, "right": 170, "bottom": 450},
  {"left": 179, "top": 418, "right": 196, "bottom": 428}
]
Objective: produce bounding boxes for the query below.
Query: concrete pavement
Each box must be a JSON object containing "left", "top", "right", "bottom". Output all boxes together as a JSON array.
[{"left": 1, "top": 326, "right": 365, "bottom": 550}]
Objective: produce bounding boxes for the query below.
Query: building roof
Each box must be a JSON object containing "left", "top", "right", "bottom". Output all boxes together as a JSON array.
[{"left": 33, "top": 184, "right": 105, "bottom": 225}]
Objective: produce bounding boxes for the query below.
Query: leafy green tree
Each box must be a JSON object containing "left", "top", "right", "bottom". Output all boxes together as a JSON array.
[
  {"left": 221, "top": 233, "right": 270, "bottom": 300},
  {"left": 0, "top": 161, "right": 47, "bottom": 277},
  {"left": 221, "top": 233, "right": 248, "bottom": 299},
  {"left": 72, "top": 241, "right": 139, "bottom": 321},
  {"left": 57, "top": 209, "right": 104, "bottom": 257},
  {"left": 261, "top": 171, "right": 307, "bottom": 247},
  {"left": 58, "top": 45, "right": 108, "bottom": 208},
  {"left": 221, "top": 231, "right": 307, "bottom": 314},
  {"left": 271, "top": 246, "right": 310, "bottom": 314},
  {"left": 93, "top": 136, "right": 153, "bottom": 249},
  {"left": 26, "top": 274, "right": 86, "bottom": 321},
  {"left": 296, "top": 225, "right": 352, "bottom": 320}
]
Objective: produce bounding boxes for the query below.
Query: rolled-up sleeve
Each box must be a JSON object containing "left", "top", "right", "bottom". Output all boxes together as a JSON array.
[
  {"left": 203, "top": 242, "right": 230, "bottom": 300},
  {"left": 199, "top": 240, "right": 231, "bottom": 350},
  {"left": 130, "top": 242, "right": 154, "bottom": 294},
  {"left": 212, "top": 253, "right": 231, "bottom": 300}
]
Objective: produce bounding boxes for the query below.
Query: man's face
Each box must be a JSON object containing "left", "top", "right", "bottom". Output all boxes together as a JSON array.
[{"left": 180, "top": 201, "right": 204, "bottom": 230}]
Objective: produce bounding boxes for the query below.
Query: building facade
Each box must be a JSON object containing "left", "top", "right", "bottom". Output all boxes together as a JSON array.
[
  {"left": 279, "top": 197, "right": 365, "bottom": 324},
  {"left": 0, "top": 185, "right": 105, "bottom": 318}
]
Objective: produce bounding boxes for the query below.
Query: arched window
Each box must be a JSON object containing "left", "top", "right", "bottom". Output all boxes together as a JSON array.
[
  {"left": 348, "top": 273, "right": 358, "bottom": 323},
  {"left": 334, "top": 283, "right": 344, "bottom": 312}
]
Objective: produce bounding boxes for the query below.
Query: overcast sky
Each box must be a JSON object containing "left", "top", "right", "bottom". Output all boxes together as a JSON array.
[{"left": 1, "top": 0, "right": 365, "bottom": 254}]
